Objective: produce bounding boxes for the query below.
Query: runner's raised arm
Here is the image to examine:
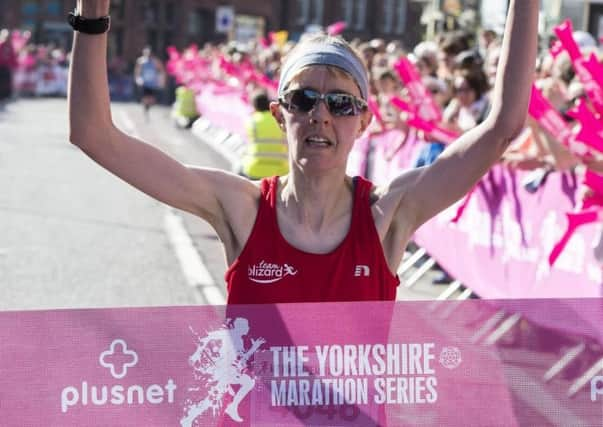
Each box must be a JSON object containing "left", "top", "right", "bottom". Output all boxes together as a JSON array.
[
  {"left": 384, "top": 0, "right": 539, "bottom": 233},
  {"left": 68, "top": 0, "right": 259, "bottom": 261}
]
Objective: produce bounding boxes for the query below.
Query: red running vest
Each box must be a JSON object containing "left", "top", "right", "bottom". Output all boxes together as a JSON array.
[{"left": 225, "top": 176, "right": 400, "bottom": 304}]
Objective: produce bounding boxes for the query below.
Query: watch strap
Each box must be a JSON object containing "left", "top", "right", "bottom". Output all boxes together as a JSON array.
[{"left": 67, "top": 12, "right": 110, "bottom": 35}]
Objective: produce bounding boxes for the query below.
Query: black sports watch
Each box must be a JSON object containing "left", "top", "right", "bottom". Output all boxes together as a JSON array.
[{"left": 67, "top": 11, "right": 111, "bottom": 35}]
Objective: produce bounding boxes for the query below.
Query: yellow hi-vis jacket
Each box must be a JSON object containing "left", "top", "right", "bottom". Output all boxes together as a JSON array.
[
  {"left": 242, "top": 111, "right": 289, "bottom": 179},
  {"left": 172, "top": 86, "right": 198, "bottom": 119}
]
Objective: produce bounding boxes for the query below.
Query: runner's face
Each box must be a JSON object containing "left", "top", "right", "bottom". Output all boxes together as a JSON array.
[{"left": 272, "top": 66, "right": 371, "bottom": 174}]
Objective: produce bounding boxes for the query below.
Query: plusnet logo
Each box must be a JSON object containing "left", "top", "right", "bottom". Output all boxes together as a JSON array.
[
  {"left": 591, "top": 375, "right": 603, "bottom": 401},
  {"left": 60, "top": 339, "right": 177, "bottom": 413}
]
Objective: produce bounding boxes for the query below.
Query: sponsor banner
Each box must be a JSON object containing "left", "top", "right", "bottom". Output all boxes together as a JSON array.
[
  {"left": 413, "top": 166, "right": 601, "bottom": 298},
  {"left": 195, "top": 84, "right": 253, "bottom": 140},
  {"left": 0, "top": 300, "right": 601, "bottom": 426}
]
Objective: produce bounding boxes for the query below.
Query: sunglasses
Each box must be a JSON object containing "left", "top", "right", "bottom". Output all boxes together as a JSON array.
[{"left": 279, "top": 88, "right": 368, "bottom": 117}]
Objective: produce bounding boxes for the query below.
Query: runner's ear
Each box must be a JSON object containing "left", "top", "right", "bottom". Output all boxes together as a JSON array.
[
  {"left": 270, "top": 101, "right": 285, "bottom": 129},
  {"left": 358, "top": 110, "right": 373, "bottom": 136}
]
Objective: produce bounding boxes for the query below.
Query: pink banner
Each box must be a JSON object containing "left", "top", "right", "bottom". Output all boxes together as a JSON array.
[
  {"left": 1, "top": 301, "right": 602, "bottom": 426},
  {"left": 413, "top": 167, "right": 601, "bottom": 297},
  {"left": 195, "top": 84, "right": 253, "bottom": 140},
  {"left": 393, "top": 57, "right": 443, "bottom": 123}
]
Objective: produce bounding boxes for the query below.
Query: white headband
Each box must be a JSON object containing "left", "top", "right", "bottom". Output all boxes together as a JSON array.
[{"left": 278, "top": 42, "right": 369, "bottom": 100}]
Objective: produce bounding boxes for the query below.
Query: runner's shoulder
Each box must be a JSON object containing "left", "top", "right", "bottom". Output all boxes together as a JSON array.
[{"left": 190, "top": 167, "right": 262, "bottom": 207}]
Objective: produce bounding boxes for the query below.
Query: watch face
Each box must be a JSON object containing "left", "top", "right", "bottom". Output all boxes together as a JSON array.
[{"left": 68, "top": 13, "right": 77, "bottom": 27}]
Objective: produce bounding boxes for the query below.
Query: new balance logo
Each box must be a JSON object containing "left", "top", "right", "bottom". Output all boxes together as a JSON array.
[{"left": 354, "top": 265, "right": 370, "bottom": 277}]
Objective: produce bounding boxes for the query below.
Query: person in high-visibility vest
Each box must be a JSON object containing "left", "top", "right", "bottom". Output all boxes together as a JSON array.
[
  {"left": 241, "top": 91, "right": 288, "bottom": 179},
  {"left": 171, "top": 85, "right": 199, "bottom": 128}
]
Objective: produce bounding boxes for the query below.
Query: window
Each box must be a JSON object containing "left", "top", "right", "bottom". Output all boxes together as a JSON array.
[
  {"left": 394, "top": 0, "right": 407, "bottom": 34},
  {"left": 296, "top": 0, "right": 310, "bottom": 25},
  {"left": 342, "top": 0, "right": 367, "bottom": 31},
  {"left": 187, "top": 8, "right": 213, "bottom": 44},
  {"left": 108, "top": 29, "right": 124, "bottom": 58},
  {"left": 188, "top": 12, "right": 200, "bottom": 35},
  {"left": 382, "top": 0, "right": 407, "bottom": 34},
  {"left": 147, "top": 29, "right": 158, "bottom": 52},
  {"left": 383, "top": 0, "right": 394, "bottom": 33},
  {"left": 163, "top": 31, "right": 173, "bottom": 56},
  {"left": 354, "top": 0, "right": 367, "bottom": 30},
  {"left": 46, "top": 0, "right": 61, "bottom": 16},
  {"left": 110, "top": 0, "right": 125, "bottom": 20},
  {"left": 312, "top": 0, "right": 324, "bottom": 25},
  {"left": 141, "top": 0, "right": 159, "bottom": 25},
  {"left": 343, "top": 0, "right": 353, "bottom": 26},
  {"left": 165, "top": 2, "right": 175, "bottom": 27}
]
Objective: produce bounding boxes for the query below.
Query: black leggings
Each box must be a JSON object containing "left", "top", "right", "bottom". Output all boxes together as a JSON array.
[{"left": 0, "top": 66, "right": 12, "bottom": 99}]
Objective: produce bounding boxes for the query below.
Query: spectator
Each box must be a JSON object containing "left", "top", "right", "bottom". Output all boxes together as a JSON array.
[
  {"left": 134, "top": 46, "right": 166, "bottom": 118},
  {"left": 373, "top": 68, "right": 403, "bottom": 126},
  {"left": 443, "top": 67, "right": 490, "bottom": 133},
  {"left": 0, "top": 29, "right": 17, "bottom": 99},
  {"left": 241, "top": 90, "right": 288, "bottom": 179},
  {"left": 437, "top": 30, "right": 471, "bottom": 83},
  {"left": 413, "top": 41, "right": 439, "bottom": 78}
]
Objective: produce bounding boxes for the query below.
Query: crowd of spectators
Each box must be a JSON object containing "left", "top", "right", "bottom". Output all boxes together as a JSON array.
[
  {"left": 3, "top": 21, "right": 603, "bottom": 179},
  {"left": 0, "top": 29, "right": 71, "bottom": 100},
  {"left": 0, "top": 28, "right": 136, "bottom": 101},
  {"left": 169, "top": 24, "right": 603, "bottom": 184},
  {"left": 165, "top": 25, "right": 603, "bottom": 277}
]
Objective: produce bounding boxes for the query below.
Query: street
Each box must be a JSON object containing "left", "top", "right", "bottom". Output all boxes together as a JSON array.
[
  {"left": 0, "top": 97, "right": 442, "bottom": 311},
  {"left": 0, "top": 98, "right": 230, "bottom": 309}
]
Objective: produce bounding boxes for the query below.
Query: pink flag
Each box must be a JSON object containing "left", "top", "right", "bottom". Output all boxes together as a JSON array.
[
  {"left": 367, "top": 96, "right": 386, "bottom": 132},
  {"left": 393, "top": 57, "right": 442, "bottom": 123},
  {"left": 581, "top": 170, "right": 603, "bottom": 210},
  {"left": 259, "top": 37, "right": 271, "bottom": 48},
  {"left": 553, "top": 20, "right": 582, "bottom": 61},
  {"left": 390, "top": 96, "right": 459, "bottom": 144},
  {"left": 567, "top": 98, "right": 603, "bottom": 132},
  {"left": 327, "top": 21, "right": 347, "bottom": 35},
  {"left": 528, "top": 85, "right": 574, "bottom": 147},
  {"left": 554, "top": 20, "right": 603, "bottom": 116},
  {"left": 549, "top": 40, "right": 564, "bottom": 59},
  {"left": 548, "top": 210, "right": 601, "bottom": 266},
  {"left": 451, "top": 187, "right": 477, "bottom": 223}
]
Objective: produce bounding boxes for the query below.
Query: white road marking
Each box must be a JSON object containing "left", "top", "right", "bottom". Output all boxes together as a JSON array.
[
  {"left": 116, "top": 108, "right": 141, "bottom": 138},
  {"left": 117, "top": 105, "right": 224, "bottom": 305},
  {"left": 164, "top": 208, "right": 225, "bottom": 305}
]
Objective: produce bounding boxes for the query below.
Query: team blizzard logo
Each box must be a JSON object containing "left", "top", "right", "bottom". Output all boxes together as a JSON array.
[
  {"left": 248, "top": 260, "right": 298, "bottom": 284},
  {"left": 181, "top": 318, "right": 265, "bottom": 426},
  {"left": 60, "top": 339, "right": 177, "bottom": 413}
]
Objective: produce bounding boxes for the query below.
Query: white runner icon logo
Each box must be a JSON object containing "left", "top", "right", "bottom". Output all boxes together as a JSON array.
[{"left": 181, "top": 318, "right": 265, "bottom": 425}]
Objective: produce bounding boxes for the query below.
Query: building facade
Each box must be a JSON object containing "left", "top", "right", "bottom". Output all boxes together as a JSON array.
[
  {"left": 0, "top": 0, "right": 428, "bottom": 63},
  {"left": 0, "top": 0, "right": 283, "bottom": 63},
  {"left": 281, "top": 0, "right": 425, "bottom": 49},
  {"left": 1, "top": 0, "right": 600, "bottom": 67},
  {"left": 106, "top": 0, "right": 283, "bottom": 64}
]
